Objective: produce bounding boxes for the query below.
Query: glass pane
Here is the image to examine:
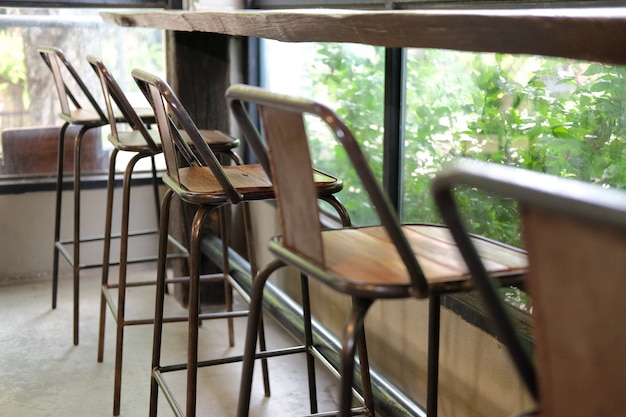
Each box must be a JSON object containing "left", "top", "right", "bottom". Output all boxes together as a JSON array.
[
  {"left": 402, "top": 50, "right": 626, "bottom": 314},
  {"left": 261, "top": 40, "right": 384, "bottom": 226},
  {"left": 402, "top": 49, "right": 626, "bottom": 247},
  {"left": 0, "top": 7, "right": 164, "bottom": 177}
]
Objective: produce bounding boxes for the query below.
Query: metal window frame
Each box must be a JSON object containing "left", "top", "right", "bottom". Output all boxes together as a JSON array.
[{"left": 0, "top": 0, "right": 173, "bottom": 8}]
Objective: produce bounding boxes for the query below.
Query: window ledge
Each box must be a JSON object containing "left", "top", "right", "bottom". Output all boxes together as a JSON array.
[
  {"left": 0, "top": 172, "right": 161, "bottom": 195},
  {"left": 444, "top": 292, "right": 534, "bottom": 346}
]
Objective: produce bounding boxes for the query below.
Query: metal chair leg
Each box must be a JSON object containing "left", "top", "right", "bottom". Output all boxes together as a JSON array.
[
  {"left": 113, "top": 152, "right": 145, "bottom": 416},
  {"left": 241, "top": 202, "right": 271, "bottom": 396},
  {"left": 72, "top": 126, "right": 90, "bottom": 346},
  {"left": 186, "top": 206, "right": 212, "bottom": 417},
  {"left": 149, "top": 189, "right": 174, "bottom": 417},
  {"left": 356, "top": 311, "right": 375, "bottom": 416},
  {"left": 98, "top": 148, "right": 119, "bottom": 363},
  {"left": 149, "top": 155, "right": 168, "bottom": 296},
  {"left": 301, "top": 274, "right": 318, "bottom": 413},
  {"left": 339, "top": 297, "right": 373, "bottom": 417},
  {"left": 427, "top": 294, "right": 441, "bottom": 417},
  {"left": 220, "top": 205, "right": 236, "bottom": 346},
  {"left": 52, "top": 122, "right": 69, "bottom": 310},
  {"left": 237, "top": 259, "right": 285, "bottom": 417},
  {"left": 149, "top": 154, "right": 161, "bottom": 220}
]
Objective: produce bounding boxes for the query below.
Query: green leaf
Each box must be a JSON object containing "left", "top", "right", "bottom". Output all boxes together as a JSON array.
[{"left": 590, "top": 81, "right": 613, "bottom": 93}]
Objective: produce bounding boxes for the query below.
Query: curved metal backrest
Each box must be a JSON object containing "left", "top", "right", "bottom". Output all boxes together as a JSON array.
[
  {"left": 38, "top": 46, "right": 107, "bottom": 121},
  {"left": 432, "top": 158, "right": 626, "bottom": 412},
  {"left": 132, "top": 68, "right": 241, "bottom": 203},
  {"left": 227, "top": 96, "right": 271, "bottom": 177},
  {"left": 225, "top": 84, "right": 428, "bottom": 294},
  {"left": 87, "top": 55, "right": 159, "bottom": 152}
]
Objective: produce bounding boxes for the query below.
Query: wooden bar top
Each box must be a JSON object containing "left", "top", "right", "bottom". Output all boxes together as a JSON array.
[{"left": 101, "top": 7, "right": 626, "bottom": 64}]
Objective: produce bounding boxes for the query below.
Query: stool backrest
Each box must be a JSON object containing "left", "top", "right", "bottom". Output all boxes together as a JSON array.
[
  {"left": 227, "top": 92, "right": 271, "bottom": 177},
  {"left": 432, "top": 159, "right": 626, "bottom": 416},
  {"left": 132, "top": 68, "right": 241, "bottom": 203},
  {"left": 87, "top": 55, "right": 159, "bottom": 153},
  {"left": 38, "top": 46, "right": 107, "bottom": 121},
  {"left": 225, "top": 84, "right": 428, "bottom": 295}
]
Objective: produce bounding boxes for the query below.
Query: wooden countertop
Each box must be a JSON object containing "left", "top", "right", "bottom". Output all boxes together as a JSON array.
[{"left": 101, "top": 7, "right": 626, "bottom": 64}]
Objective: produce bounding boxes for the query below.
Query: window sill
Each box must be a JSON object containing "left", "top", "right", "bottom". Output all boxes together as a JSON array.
[
  {"left": 444, "top": 291, "right": 533, "bottom": 346},
  {"left": 0, "top": 171, "right": 161, "bottom": 195}
]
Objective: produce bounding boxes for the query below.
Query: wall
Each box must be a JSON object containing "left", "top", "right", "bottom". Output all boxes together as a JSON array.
[{"left": 0, "top": 184, "right": 160, "bottom": 284}]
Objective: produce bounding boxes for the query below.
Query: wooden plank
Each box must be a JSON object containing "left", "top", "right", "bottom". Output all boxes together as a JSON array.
[
  {"left": 166, "top": 31, "right": 230, "bottom": 131},
  {"left": 522, "top": 208, "right": 626, "bottom": 417},
  {"left": 101, "top": 8, "right": 626, "bottom": 64},
  {"left": 1, "top": 125, "right": 106, "bottom": 176}
]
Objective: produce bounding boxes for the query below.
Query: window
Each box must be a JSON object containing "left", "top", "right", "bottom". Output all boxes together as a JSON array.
[
  {"left": 0, "top": 0, "right": 167, "bottom": 7},
  {"left": 261, "top": 39, "right": 385, "bottom": 226},
  {"left": 262, "top": 41, "right": 626, "bottom": 228},
  {"left": 260, "top": 38, "right": 626, "bottom": 314},
  {"left": 0, "top": 7, "right": 164, "bottom": 180}
]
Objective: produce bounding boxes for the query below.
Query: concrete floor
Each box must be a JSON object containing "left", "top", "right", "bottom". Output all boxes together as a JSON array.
[{"left": 0, "top": 264, "right": 340, "bottom": 417}]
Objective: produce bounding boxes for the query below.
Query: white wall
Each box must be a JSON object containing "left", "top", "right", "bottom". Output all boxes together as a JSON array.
[{"left": 0, "top": 185, "right": 160, "bottom": 284}]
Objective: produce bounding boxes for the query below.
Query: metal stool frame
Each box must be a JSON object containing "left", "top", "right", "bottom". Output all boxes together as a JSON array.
[
  {"left": 134, "top": 68, "right": 352, "bottom": 417},
  {"left": 38, "top": 46, "right": 155, "bottom": 346},
  {"left": 87, "top": 56, "right": 241, "bottom": 416},
  {"left": 226, "top": 84, "right": 528, "bottom": 417}
]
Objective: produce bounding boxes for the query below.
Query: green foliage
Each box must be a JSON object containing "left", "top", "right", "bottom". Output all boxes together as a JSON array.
[
  {"left": 305, "top": 46, "right": 626, "bottom": 252},
  {"left": 0, "top": 30, "right": 27, "bottom": 107},
  {"left": 306, "top": 44, "right": 386, "bottom": 225}
]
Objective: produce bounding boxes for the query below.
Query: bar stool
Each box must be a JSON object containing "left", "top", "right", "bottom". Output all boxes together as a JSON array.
[
  {"left": 228, "top": 89, "right": 357, "bottom": 414},
  {"left": 38, "top": 46, "right": 156, "bottom": 346},
  {"left": 86, "top": 56, "right": 241, "bottom": 416},
  {"left": 132, "top": 69, "right": 351, "bottom": 417},
  {"left": 225, "top": 84, "right": 529, "bottom": 417},
  {"left": 433, "top": 159, "right": 626, "bottom": 417}
]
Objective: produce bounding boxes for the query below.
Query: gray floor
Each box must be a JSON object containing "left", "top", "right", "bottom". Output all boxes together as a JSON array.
[{"left": 0, "top": 265, "right": 340, "bottom": 417}]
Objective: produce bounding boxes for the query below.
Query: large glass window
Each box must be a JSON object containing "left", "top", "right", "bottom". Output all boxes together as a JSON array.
[
  {"left": 0, "top": 7, "right": 164, "bottom": 179},
  {"left": 261, "top": 40, "right": 626, "bottom": 313},
  {"left": 263, "top": 40, "right": 626, "bottom": 235},
  {"left": 261, "top": 39, "right": 385, "bottom": 226},
  {"left": 402, "top": 50, "right": 626, "bottom": 246}
]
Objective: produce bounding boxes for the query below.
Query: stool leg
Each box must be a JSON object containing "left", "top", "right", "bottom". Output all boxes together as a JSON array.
[
  {"left": 339, "top": 297, "right": 373, "bottom": 417},
  {"left": 186, "top": 206, "right": 212, "bottom": 417},
  {"left": 242, "top": 202, "right": 271, "bottom": 396},
  {"left": 427, "top": 294, "right": 441, "bottom": 417},
  {"left": 98, "top": 148, "right": 119, "bottom": 363},
  {"left": 52, "top": 122, "right": 69, "bottom": 310},
  {"left": 219, "top": 205, "right": 235, "bottom": 346},
  {"left": 113, "top": 153, "right": 144, "bottom": 416},
  {"left": 237, "top": 259, "right": 285, "bottom": 417},
  {"left": 301, "top": 274, "right": 318, "bottom": 413},
  {"left": 72, "top": 126, "right": 89, "bottom": 346},
  {"left": 356, "top": 313, "right": 375, "bottom": 416},
  {"left": 149, "top": 154, "right": 161, "bottom": 220},
  {"left": 148, "top": 154, "right": 167, "bottom": 297},
  {"left": 149, "top": 189, "right": 174, "bottom": 417}
]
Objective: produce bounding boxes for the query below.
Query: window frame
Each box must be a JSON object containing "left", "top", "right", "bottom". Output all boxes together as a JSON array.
[
  {"left": 0, "top": 0, "right": 170, "bottom": 8},
  {"left": 0, "top": 7, "right": 166, "bottom": 189}
]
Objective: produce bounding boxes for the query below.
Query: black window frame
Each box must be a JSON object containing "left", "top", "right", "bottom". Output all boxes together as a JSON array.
[{"left": 0, "top": 0, "right": 172, "bottom": 8}]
